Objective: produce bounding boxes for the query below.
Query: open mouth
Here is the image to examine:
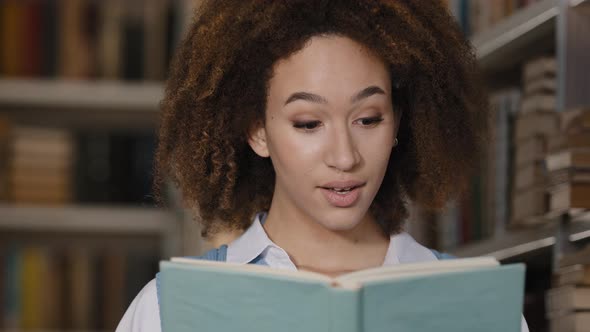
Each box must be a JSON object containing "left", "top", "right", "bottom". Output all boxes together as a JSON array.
[{"left": 322, "top": 186, "right": 359, "bottom": 195}]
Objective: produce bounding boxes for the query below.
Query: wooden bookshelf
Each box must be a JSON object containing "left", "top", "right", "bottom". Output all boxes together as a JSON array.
[
  {"left": 472, "top": 0, "right": 589, "bottom": 72},
  {"left": 0, "top": 79, "right": 164, "bottom": 129},
  {"left": 451, "top": 211, "right": 590, "bottom": 260},
  {"left": 0, "top": 204, "right": 175, "bottom": 234},
  {"left": 0, "top": 79, "right": 163, "bottom": 111},
  {"left": 445, "top": 0, "right": 590, "bottom": 267}
]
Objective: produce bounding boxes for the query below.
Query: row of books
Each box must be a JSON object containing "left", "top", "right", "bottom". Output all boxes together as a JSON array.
[
  {"left": 0, "top": 117, "right": 156, "bottom": 205},
  {"left": 0, "top": 245, "right": 158, "bottom": 330},
  {"left": 444, "top": 0, "right": 542, "bottom": 37},
  {"left": 546, "top": 245, "right": 590, "bottom": 332},
  {"left": 434, "top": 86, "right": 520, "bottom": 249},
  {"left": 0, "top": 0, "right": 195, "bottom": 81}
]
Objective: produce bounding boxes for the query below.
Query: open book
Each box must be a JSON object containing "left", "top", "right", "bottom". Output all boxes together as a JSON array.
[{"left": 159, "top": 257, "right": 525, "bottom": 332}]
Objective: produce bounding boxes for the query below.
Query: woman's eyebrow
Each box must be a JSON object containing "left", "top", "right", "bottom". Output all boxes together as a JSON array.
[
  {"left": 284, "top": 92, "right": 328, "bottom": 106},
  {"left": 350, "top": 86, "right": 386, "bottom": 104},
  {"left": 284, "top": 85, "right": 386, "bottom": 106}
]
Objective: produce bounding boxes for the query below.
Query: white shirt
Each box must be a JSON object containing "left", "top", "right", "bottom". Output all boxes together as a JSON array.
[{"left": 116, "top": 212, "right": 529, "bottom": 332}]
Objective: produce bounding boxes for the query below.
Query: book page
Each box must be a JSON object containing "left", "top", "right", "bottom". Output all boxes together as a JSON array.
[
  {"left": 170, "top": 257, "right": 333, "bottom": 283},
  {"left": 169, "top": 256, "right": 499, "bottom": 289},
  {"left": 335, "top": 257, "right": 499, "bottom": 287}
]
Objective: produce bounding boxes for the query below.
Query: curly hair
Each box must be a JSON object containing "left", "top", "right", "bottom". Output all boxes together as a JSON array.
[{"left": 155, "top": 0, "right": 489, "bottom": 238}]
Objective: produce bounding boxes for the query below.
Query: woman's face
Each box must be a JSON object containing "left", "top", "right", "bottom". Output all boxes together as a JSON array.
[{"left": 249, "top": 35, "right": 398, "bottom": 231}]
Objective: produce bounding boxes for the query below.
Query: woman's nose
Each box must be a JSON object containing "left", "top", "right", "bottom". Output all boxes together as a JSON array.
[{"left": 324, "top": 127, "right": 361, "bottom": 172}]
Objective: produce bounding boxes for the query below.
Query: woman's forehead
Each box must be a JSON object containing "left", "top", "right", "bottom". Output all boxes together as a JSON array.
[{"left": 267, "top": 35, "right": 392, "bottom": 105}]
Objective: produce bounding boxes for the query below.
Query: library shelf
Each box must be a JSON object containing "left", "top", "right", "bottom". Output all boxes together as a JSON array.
[
  {"left": 472, "top": 0, "right": 589, "bottom": 72},
  {"left": 0, "top": 204, "right": 177, "bottom": 235},
  {"left": 0, "top": 79, "right": 164, "bottom": 111},
  {"left": 450, "top": 210, "right": 590, "bottom": 261}
]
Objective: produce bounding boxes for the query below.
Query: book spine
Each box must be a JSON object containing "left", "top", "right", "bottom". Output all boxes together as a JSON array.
[{"left": 330, "top": 288, "right": 361, "bottom": 332}]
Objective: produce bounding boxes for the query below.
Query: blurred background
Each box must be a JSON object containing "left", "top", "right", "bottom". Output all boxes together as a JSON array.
[{"left": 0, "top": 0, "right": 589, "bottom": 331}]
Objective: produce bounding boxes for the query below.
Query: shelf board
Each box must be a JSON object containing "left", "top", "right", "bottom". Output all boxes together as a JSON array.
[
  {"left": 0, "top": 204, "right": 177, "bottom": 234},
  {"left": 0, "top": 79, "right": 164, "bottom": 111},
  {"left": 450, "top": 210, "right": 590, "bottom": 260},
  {"left": 472, "top": 0, "right": 589, "bottom": 72}
]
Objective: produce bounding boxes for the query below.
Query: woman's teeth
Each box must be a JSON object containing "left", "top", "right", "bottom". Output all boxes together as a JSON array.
[{"left": 332, "top": 187, "right": 353, "bottom": 194}]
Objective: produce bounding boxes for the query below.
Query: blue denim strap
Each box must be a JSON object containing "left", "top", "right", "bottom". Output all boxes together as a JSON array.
[{"left": 430, "top": 249, "right": 456, "bottom": 260}]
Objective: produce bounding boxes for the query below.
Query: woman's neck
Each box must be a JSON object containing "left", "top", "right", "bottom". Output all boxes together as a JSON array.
[{"left": 262, "top": 201, "right": 390, "bottom": 276}]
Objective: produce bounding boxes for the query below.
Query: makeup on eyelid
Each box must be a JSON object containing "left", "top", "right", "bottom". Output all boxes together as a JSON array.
[{"left": 292, "top": 116, "right": 384, "bottom": 130}]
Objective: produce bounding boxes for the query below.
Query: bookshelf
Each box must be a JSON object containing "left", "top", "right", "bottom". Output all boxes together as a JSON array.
[
  {"left": 0, "top": 79, "right": 163, "bottom": 111},
  {"left": 0, "top": 0, "right": 587, "bottom": 331},
  {"left": 445, "top": 1, "right": 590, "bottom": 329},
  {"left": 451, "top": 210, "right": 590, "bottom": 260},
  {"left": 474, "top": 0, "right": 558, "bottom": 72},
  {"left": 0, "top": 1, "right": 201, "bottom": 329},
  {"left": 436, "top": 0, "right": 590, "bottom": 260}
]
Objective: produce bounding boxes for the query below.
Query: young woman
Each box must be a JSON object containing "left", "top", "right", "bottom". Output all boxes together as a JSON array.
[{"left": 117, "top": 1, "right": 528, "bottom": 331}]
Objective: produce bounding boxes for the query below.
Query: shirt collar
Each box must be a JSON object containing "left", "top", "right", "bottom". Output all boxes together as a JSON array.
[
  {"left": 226, "top": 212, "right": 275, "bottom": 265},
  {"left": 226, "top": 211, "right": 437, "bottom": 268}
]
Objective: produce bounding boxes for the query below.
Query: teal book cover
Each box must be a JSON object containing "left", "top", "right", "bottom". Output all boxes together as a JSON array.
[{"left": 159, "top": 258, "right": 525, "bottom": 332}]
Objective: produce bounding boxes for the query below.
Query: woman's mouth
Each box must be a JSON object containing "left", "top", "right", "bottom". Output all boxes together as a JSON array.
[{"left": 319, "top": 182, "right": 365, "bottom": 207}]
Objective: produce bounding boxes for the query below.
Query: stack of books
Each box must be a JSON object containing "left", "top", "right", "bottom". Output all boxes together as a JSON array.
[
  {"left": 510, "top": 57, "right": 559, "bottom": 227},
  {"left": 546, "top": 245, "right": 590, "bottom": 332},
  {"left": 0, "top": 116, "right": 10, "bottom": 200},
  {"left": 8, "top": 126, "right": 74, "bottom": 205},
  {"left": 545, "top": 108, "right": 590, "bottom": 214}
]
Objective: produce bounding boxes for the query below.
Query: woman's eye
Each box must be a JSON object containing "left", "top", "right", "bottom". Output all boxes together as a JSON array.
[
  {"left": 293, "top": 121, "right": 321, "bottom": 131},
  {"left": 357, "top": 117, "right": 384, "bottom": 126}
]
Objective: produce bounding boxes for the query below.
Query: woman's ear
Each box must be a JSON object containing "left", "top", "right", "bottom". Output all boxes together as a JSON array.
[{"left": 247, "top": 122, "right": 270, "bottom": 158}]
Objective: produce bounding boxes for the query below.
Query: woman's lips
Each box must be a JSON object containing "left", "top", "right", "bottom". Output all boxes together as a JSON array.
[{"left": 320, "top": 186, "right": 362, "bottom": 207}]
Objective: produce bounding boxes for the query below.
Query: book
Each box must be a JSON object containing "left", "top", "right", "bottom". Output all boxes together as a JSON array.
[
  {"left": 546, "top": 286, "right": 590, "bottom": 313},
  {"left": 513, "top": 162, "right": 546, "bottom": 191},
  {"left": 100, "top": 252, "right": 127, "bottom": 330},
  {"left": 523, "top": 57, "right": 557, "bottom": 83},
  {"left": 546, "top": 149, "right": 590, "bottom": 172},
  {"left": 21, "top": 247, "right": 46, "bottom": 329},
  {"left": 524, "top": 77, "right": 556, "bottom": 96},
  {"left": 143, "top": 0, "right": 169, "bottom": 81},
  {"left": 66, "top": 250, "right": 95, "bottom": 330},
  {"left": 559, "top": 107, "right": 590, "bottom": 133},
  {"left": 549, "top": 312, "right": 590, "bottom": 332},
  {"left": 510, "top": 186, "right": 546, "bottom": 225},
  {"left": 548, "top": 183, "right": 590, "bottom": 211},
  {"left": 520, "top": 94, "right": 556, "bottom": 114},
  {"left": 514, "top": 136, "right": 546, "bottom": 168},
  {"left": 159, "top": 257, "right": 525, "bottom": 332},
  {"left": 548, "top": 168, "right": 590, "bottom": 187},
  {"left": 548, "top": 131, "right": 590, "bottom": 152},
  {"left": 559, "top": 245, "right": 590, "bottom": 268},
  {"left": 98, "top": 0, "right": 124, "bottom": 79},
  {"left": 122, "top": 0, "right": 145, "bottom": 80},
  {"left": 0, "top": 116, "right": 10, "bottom": 200},
  {"left": 514, "top": 111, "right": 559, "bottom": 142},
  {"left": 553, "top": 264, "right": 590, "bottom": 287},
  {"left": 0, "top": 1, "right": 25, "bottom": 76},
  {"left": 59, "top": 0, "right": 93, "bottom": 78}
]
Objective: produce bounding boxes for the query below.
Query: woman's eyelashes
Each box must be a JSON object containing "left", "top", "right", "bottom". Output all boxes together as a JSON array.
[
  {"left": 355, "top": 116, "right": 384, "bottom": 127},
  {"left": 293, "top": 120, "right": 322, "bottom": 131},
  {"left": 292, "top": 116, "right": 384, "bottom": 132}
]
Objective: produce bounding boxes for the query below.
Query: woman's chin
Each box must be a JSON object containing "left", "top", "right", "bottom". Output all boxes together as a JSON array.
[{"left": 314, "top": 210, "right": 369, "bottom": 232}]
